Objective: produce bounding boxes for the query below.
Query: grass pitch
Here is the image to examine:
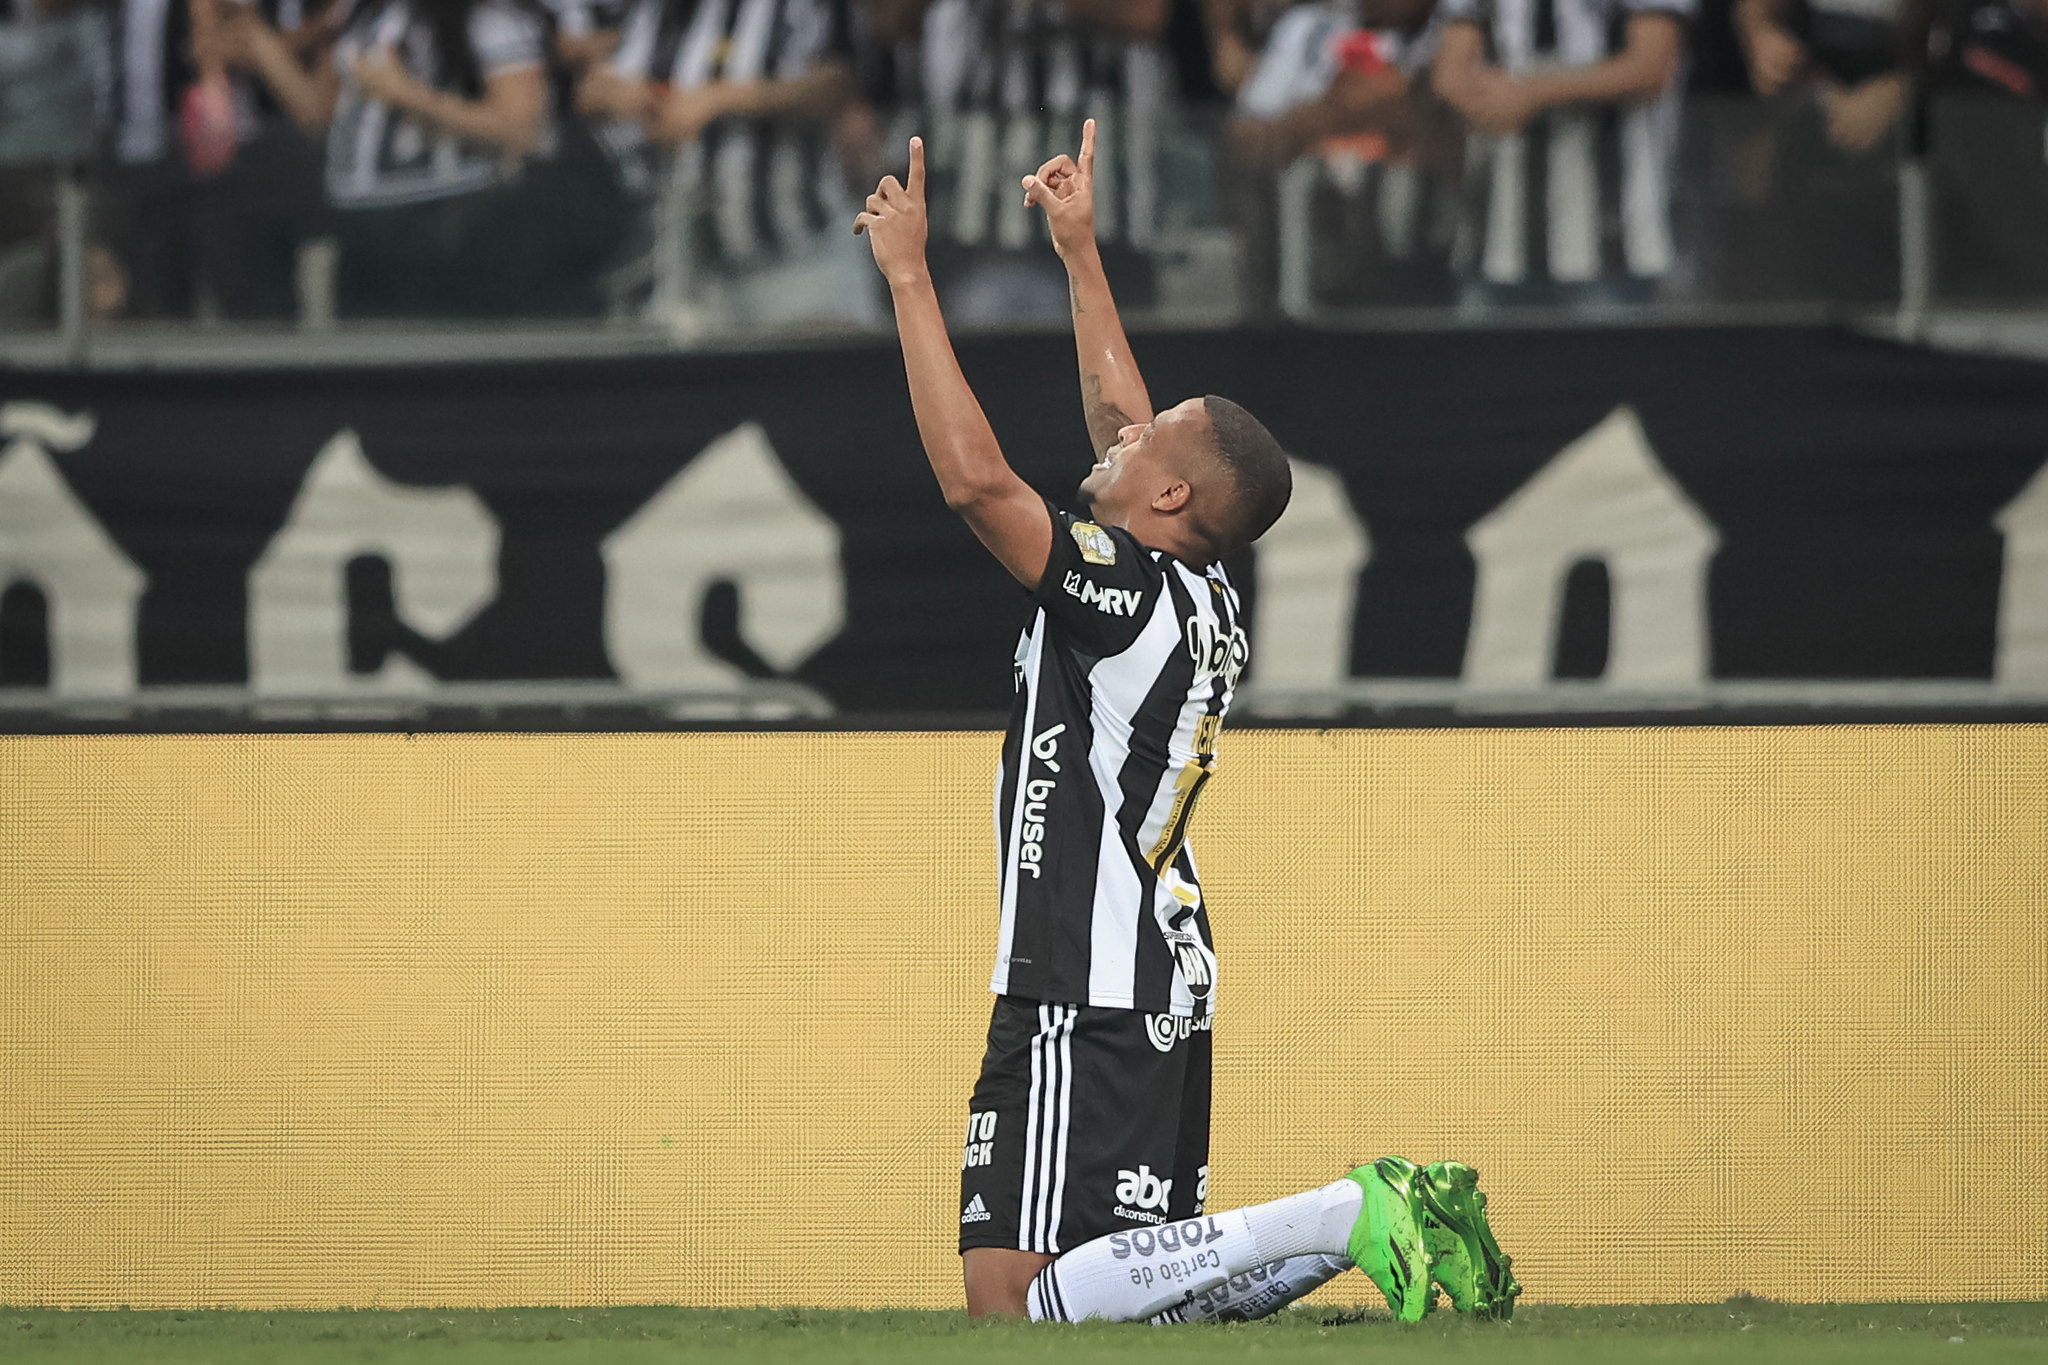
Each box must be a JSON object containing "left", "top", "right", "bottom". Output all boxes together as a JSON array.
[{"left": 8, "top": 1302, "right": 2046, "bottom": 1365}]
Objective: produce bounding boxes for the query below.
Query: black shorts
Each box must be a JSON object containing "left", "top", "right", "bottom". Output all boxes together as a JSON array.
[{"left": 958, "top": 996, "right": 1212, "bottom": 1255}]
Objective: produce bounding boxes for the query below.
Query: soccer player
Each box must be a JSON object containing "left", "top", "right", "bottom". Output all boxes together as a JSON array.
[{"left": 854, "top": 121, "right": 1518, "bottom": 1325}]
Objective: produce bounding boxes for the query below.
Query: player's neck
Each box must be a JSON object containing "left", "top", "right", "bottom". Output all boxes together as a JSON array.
[{"left": 1111, "top": 508, "right": 1210, "bottom": 567}]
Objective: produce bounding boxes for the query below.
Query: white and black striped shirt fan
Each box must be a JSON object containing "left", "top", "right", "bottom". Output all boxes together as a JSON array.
[{"left": 1443, "top": 0, "right": 1693, "bottom": 284}]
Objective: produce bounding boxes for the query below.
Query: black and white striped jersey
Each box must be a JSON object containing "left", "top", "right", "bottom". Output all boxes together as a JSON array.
[
  {"left": 886, "top": 0, "right": 1167, "bottom": 253},
  {"left": 991, "top": 502, "right": 1248, "bottom": 1019},
  {"left": 326, "top": 0, "right": 548, "bottom": 208},
  {"left": 116, "top": 0, "right": 309, "bottom": 164},
  {"left": 605, "top": 0, "right": 854, "bottom": 264},
  {"left": 1442, "top": 0, "right": 1694, "bottom": 284}
]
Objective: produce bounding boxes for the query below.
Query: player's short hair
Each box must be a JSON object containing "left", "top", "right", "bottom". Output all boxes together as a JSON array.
[{"left": 1200, "top": 396, "right": 1293, "bottom": 556}]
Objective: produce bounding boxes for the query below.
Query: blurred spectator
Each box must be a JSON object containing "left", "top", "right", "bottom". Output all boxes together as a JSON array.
[
  {"left": 318, "top": 0, "right": 623, "bottom": 317},
  {"left": 872, "top": 0, "right": 1170, "bottom": 322},
  {"left": 577, "top": 0, "right": 872, "bottom": 329},
  {"left": 544, "top": 0, "right": 626, "bottom": 70},
  {"left": 1688, "top": 0, "right": 1761, "bottom": 91},
  {"left": 1204, "top": 0, "right": 1300, "bottom": 90},
  {"left": 1222, "top": 0, "right": 1463, "bottom": 309},
  {"left": 840, "top": 0, "right": 931, "bottom": 187},
  {"left": 1161, "top": 0, "right": 1227, "bottom": 102},
  {"left": 1692, "top": 0, "right": 1906, "bottom": 303},
  {"left": 1229, "top": 0, "right": 1441, "bottom": 166},
  {"left": 1, "top": 0, "right": 117, "bottom": 322},
  {"left": 1433, "top": 0, "right": 1689, "bottom": 299},
  {"left": 1917, "top": 0, "right": 2048, "bottom": 297},
  {"left": 1735, "top": 0, "right": 1909, "bottom": 151},
  {"left": 1922, "top": 0, "right": 2048, "bottom": 94},
  {"left": 98, "top": 0, "right": 333, "bottom": 317}
]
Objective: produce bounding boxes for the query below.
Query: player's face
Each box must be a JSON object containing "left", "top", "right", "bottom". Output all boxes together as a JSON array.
[{"left": 1080, "top": 400, "right": 1209, "bottom": 523}]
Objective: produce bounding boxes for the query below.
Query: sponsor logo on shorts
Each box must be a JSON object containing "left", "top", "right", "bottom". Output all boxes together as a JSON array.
[
  {"left": 961, "top": 1193, "right": 992, "bottom": 1225},
  {"left": 1113, "top": 1163, "right": 1173, "bottom": 1222},
  {"left": 961, "top": 1110, "right": 997, "bottom": 1170},
  {"left": 1144, "top": 1011, "right": 1214, "bottom": 1053}
]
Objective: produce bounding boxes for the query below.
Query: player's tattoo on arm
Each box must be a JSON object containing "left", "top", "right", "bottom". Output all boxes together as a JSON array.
[
  {"left": 1083, "top": 372, "right": 1136, "bottom": 460},
  {"left": 1070, "top": 276, "right": 1084, "bottom": 316}
]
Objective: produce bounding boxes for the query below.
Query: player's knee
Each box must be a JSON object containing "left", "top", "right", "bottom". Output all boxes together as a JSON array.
[{"left": 962, "top": 1247, "right": 1052, "bottom": 1319}]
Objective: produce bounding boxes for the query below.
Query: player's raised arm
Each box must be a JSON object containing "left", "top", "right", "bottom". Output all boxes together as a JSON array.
[
  {"left": 1023, "top": 119, "right": 1155, "bottom": 459},
  {"left": 857, "top": 138, "right": 1053, "bottom": 589}
]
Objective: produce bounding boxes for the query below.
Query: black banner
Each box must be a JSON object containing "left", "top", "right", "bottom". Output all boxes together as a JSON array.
[{"left": 2, "top": 325, "right": 2046, "bottom": 728}]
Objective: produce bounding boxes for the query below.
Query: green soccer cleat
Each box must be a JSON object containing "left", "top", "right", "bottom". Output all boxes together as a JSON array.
[
  {"left": 1415, "top": 1160, "right": 1520, "bottom": 1318},
  {"left": 1343, "top": 1156, "right": 1435, "bottom": 1322}
]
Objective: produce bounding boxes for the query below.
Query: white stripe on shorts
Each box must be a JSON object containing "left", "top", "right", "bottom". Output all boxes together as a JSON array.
[{"left": 1018, "top": 1003, "right": 1077, "bottom": 1253}]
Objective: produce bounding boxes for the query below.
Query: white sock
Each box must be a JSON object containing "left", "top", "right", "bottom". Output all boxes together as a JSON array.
[
  {"left": 1149, "top": 1254, "right": 1353, "bottom": 1324},
  {"left": 1027, "top": 1179, "right": 1361, "bottom": 1323}
]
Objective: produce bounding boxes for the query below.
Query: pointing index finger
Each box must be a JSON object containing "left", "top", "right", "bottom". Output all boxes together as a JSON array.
[
  {"left": 908, "top": 136, "right": 926, "bottom": 200},
  {"left": 1079, "top": 118, "right": 1096, "bottom": 177}
]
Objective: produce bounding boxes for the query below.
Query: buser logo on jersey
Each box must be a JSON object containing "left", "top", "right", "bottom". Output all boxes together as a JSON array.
[
  {"left": 1017, "top": 725, "right": 1065, "bottom": 880},
  {"left": 1063, "top": 570, "right": 1143, "bottom": 617}
]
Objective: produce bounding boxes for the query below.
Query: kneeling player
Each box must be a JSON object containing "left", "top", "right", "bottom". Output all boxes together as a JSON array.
[{"left": 856, "top": 123, "right": 1519, "bottom": 1324}]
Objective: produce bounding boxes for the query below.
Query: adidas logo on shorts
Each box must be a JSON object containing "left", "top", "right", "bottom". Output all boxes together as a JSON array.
[{"left": 960, "top": 1193, "right": 992, "bottom": 1225}]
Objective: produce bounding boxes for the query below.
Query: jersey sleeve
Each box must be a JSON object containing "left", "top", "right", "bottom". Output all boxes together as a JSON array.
[
  {"left": 546, "top": 0, "right": 595, "bottom": 40},
  {"left": 470, "top": 0, "right": 546, "bottom": 76},
  {"left": 1030, "top": 501, "right": 1163, "bottom": 659},
  {"left": 608, "top": 0, "right": 659, "bottom": 78}
]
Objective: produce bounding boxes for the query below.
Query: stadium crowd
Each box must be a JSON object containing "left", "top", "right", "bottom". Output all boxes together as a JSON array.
[{"left": 0, "top": 0, "right": 2042, "bottom": 325}]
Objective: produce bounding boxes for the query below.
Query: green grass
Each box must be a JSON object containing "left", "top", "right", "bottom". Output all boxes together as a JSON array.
[{"left": 7, "top": 1302, "right": 2047, "bottom": 1365}]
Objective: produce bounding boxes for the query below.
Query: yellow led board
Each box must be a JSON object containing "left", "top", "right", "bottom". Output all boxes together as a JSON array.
[{"left": 1, "top": 729, "right": 2042, "bottom": 1308}]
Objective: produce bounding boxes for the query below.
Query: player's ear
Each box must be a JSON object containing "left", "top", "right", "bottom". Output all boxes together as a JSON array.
[{"left": 1152, "top": 479, "right": 1192, "bottom": 514}]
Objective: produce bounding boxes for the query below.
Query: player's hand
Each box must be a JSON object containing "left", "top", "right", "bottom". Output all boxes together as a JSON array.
[
  {"left": 1023, "top": 118, "right": 1099, "bottom": 262},
  {"left": 854, "top": 136, "right": 930, "bottom": 288}
]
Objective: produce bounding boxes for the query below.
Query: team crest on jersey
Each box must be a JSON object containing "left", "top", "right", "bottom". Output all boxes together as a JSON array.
[{"left": 1070, "top": 521, "right": 1118, "bottom": 565}]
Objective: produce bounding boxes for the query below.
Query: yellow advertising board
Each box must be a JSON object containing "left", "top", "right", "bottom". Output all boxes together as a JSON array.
[{"left": 2, "top": 729, "right": 2042, "bottom": 1308}]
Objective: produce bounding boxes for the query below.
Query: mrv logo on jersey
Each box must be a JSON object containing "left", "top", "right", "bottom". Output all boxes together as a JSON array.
[{"left": 1063, "top": 571, "right": 1144, "bottom": 617}]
